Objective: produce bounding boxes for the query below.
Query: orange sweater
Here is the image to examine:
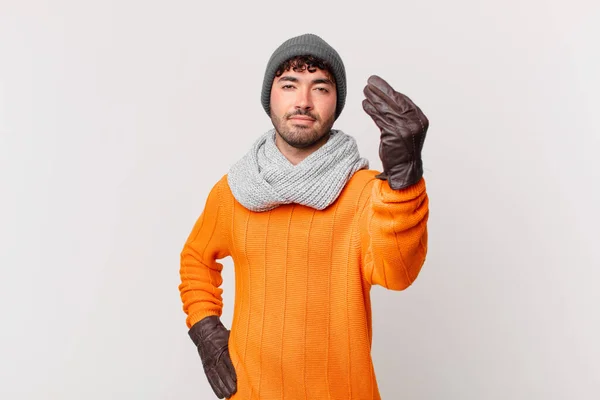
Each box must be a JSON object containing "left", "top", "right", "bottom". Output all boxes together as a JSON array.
[{"left": 179, "top": 169, "right": 429, "bottom": 400}]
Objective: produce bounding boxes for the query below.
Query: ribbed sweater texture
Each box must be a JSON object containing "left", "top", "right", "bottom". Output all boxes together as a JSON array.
[{"left": 179, "top": 169, "right": 429, "bottom": 400}]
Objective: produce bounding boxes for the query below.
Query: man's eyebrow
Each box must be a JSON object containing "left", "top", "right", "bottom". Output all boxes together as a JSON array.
[
  {"left": 312, "top": 78, "right": 334, "bottom": 86},
  {"left": 277, "top": 76, "right": 298, "bottom": 82},
  {"left": 276, "top": 76, "right": 334, "bottom": 85}
]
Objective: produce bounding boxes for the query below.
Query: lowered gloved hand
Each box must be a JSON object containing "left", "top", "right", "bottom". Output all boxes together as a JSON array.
[
  {"left": 189, "top": 315, "right": 237, "bottom": 399},
  {"left": 362, "top": 75, "right": 429, "bottom": 190}
]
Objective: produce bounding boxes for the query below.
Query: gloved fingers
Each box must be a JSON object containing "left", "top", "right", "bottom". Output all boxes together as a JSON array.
[
  {"left": 367, "top": 85, "right": 429, "bottom": 139},
  {"left": 389, "top": 89, "right": 429, "bottom": 132},
  {"left": 362, "top": 99, "right": 395, "bottom": 132},
  {"left": 361, "top": 98, "right": 378, "bottom": 118},
  {"left": 364, "top": 99, "right": 410, "bottom": 151},
  {"left": 391, "top": 94, "right": 428, "bottom": 134},
  {"left": 222, "top": 351, "right": 237, "bottom": 382},
  {"left": 365, "top": 76, "right": 409, "bottom": 115},
  {"left": 364, "top": 82, "right": 399, "bottom": 115},
  {"left": 367, "top": 75, "right": 396, "bottom": 99},
  {"left": 386, "top": 114, "right": 426, "bottom": 156},
  {"left": 366, "top": 76, "right": 425, "bottom": 122},
  {"left": 217, "top": 362, "right": 237, "bottom": 396},
  {"left": 367, "top": 75, "right": 403, "bottom": 106},
  {"left": 206, "top": 368, "right": 226, "bottom": 399}
]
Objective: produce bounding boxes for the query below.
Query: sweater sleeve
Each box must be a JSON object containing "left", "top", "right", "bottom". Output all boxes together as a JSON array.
[
  {"left": 359, "top": 176, "right": 429, "bottom": 290},
  {"left": 179, "top": 178, "right": 230, "bottom": 328}
]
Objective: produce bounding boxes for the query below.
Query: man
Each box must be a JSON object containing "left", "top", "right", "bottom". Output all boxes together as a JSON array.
[{"left": 179, "top": 33, "right": 429, "bottom": 399}]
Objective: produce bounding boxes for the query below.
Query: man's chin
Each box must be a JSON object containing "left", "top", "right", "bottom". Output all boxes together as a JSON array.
[
  {"left": 285, "top": 131, "right": 330, "bottom": 149},
  {"left": 284, "top": 137, "right": 315, "bottom": 149}
]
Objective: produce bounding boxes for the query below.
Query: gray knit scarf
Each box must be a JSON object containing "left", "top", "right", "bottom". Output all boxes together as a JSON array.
[{"left": 227, "top": 129, "right": 369, "bottom": 212}]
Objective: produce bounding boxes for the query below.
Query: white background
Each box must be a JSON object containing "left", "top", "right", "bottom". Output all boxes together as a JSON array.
[{"left": 1, "top": 1, "right": 599, "bottom": 399}]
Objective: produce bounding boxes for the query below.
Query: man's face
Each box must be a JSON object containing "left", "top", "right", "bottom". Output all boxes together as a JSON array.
[{"left": 269, "top": 67, "right": 337, "bottom": 149}]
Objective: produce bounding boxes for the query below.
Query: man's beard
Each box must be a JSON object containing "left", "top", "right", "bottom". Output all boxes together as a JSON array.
[{"left": 271, "top": 110, "right": 334, "bottom": 149}]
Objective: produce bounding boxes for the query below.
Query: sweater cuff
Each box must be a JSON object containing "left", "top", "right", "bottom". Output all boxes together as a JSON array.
[
  {"left": 188, "top": 310, "right": 222, "bottom": 329},
  {"left": 374, "top": 176, "right": 426, "bottom": 202}
]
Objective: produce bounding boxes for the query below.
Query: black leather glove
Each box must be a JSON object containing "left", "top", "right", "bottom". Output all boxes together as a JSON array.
[
  {"left": 189, "top": 316, "right": 237, "bottom": 399},
  {"left": 362, "top": 75, "right": 429, "bottom": 190}
]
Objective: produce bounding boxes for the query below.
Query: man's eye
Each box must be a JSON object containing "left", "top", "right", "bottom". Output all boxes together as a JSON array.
[
  {"left": 316, "top": 87, "right": 329, "bottom": 93},
  {"left": 282, "top": 85, "right": 295, "bottom": 89}
]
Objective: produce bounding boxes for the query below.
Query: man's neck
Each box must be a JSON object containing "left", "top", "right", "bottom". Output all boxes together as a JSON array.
[{"left": 274, "top": 131, "right": 331, "bottom": 166}]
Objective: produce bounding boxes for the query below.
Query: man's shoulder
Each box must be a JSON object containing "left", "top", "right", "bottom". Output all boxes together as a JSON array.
[
  {"left": 348, "top": 169, "right": 380, "bottom": 187},
  {"left": 202, "top": 174, "right": 233, "bottom": 202},
  {"left": 214, "top": 173, "right": 232, "bottom": 195},
  {"left": 337, "top": 169, "right": 380, "bottom": 202}
]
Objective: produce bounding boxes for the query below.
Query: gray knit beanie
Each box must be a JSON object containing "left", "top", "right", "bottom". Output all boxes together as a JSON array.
[{"left": 261, "top": 33, "right": 347, "bottom": 120}]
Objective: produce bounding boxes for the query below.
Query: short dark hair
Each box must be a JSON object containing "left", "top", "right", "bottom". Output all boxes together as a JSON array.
[{"left": 274, "top": 55, "right": 336, "bottom": 86}]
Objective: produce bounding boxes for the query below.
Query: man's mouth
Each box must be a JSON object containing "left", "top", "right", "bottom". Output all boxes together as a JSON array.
[{"left": 289, "top": 116, "right": 316, "bottom": 122}]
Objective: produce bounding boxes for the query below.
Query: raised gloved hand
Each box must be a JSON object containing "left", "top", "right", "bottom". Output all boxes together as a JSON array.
[
  {"left": 362, "top": 75, "right": 429, "bottom": 190},
  {"left": 189, "top": 316, "right": 237, "bottom": 399}
]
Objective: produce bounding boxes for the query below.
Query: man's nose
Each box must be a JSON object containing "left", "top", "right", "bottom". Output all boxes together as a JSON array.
[{"left": 295, "top": 88, "right": 314, "bottom": 111}]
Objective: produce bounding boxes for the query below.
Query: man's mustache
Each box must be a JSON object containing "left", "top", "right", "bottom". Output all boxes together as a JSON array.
[{"left": 286, "top": 110, "right": 318, "bottom": 120}]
